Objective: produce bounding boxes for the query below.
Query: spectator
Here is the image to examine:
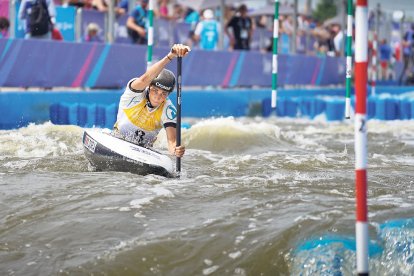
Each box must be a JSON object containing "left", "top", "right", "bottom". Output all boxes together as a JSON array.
[
  {"left": 325, "top": 24, "right": 338, "bottom": 57},
  {"left": 67, "top": 0, "right": 92, "bottom": 8},
  {"left": 91, "top": 0, "right": 127, "bottom": 15},
  {"left": 18, "top": 0, "right": 56, "bottom": 39},
  {"left": 278, "top": 15, "right": 292, "bottom": 54},
  {"left": 158, "top": 0, "right": 169, "bottom": 19},
  {"left": 224, "top": 5, "right": 236, "bottom": 24},
  {"left": 194, "top": 9, "right": 219, "bottom": 51},
  {"left": 51, "top": 26, "right": 63, "bottom": 40},
  {"left": 316, "top": 44, "right": 328, "bottom": 57},
  {"left": 84, "top": 22, "right": 103, "bottom": 42},
  {"left": 126, "top": 0, "right": 149, "bottom": 45},
  {"left": 331, "top": 23, "right": 344, "bottom": 57},
  {"left": 281, "top": 15, "right": 293, "bottom": 35},
  {"left": 91, "top": 0, "right": 108, "bottom": 12},
  {"left": 183, "top": 6, "right": 200, "bottom": 47},
  {"left": 399, "top": 23, "right": 414, "bottom": 85},
  {"left": 184, "top": 7, "right": 199, "bottom": 24},
  {"left": 157, "top": 0, "right": 181, "bottom": 21},
  {"left": 312, "top": 20, "right": 331, "bottom": 56},
  {"left": 116, "top": 0, "right": 129, "bottom": 15},
  {"left": 225, "top": 4, "right": 254, "bottom": 51},
  {"left": 254, "top": 15, "right": 273, "bottom": 52},
  {"left": 172, "top": 4, "right": 184, "bottom": 22},
  {"left": 255, "top": 15, "right": 267, "bottom": 29},
  {"left": 393, "top": 41, "right": 401, "bottom": 62},
  {"left": 379, "top": 39, "right": 392, "bottom": 80},
  {"left": 0, "top": 17, "right": 10, "bottom": 38}
]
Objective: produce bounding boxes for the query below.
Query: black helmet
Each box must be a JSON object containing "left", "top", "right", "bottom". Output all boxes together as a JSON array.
[{"left": 151, "top": 69, "right": 176, "bottom": 93}]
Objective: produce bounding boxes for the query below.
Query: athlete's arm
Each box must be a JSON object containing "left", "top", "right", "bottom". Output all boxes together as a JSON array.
[
  {"left": 165, "top": 126, "right": 185, "bottom": 158},
  {"left": 130, "top": 44, "right": 191, "bottom": 91}
]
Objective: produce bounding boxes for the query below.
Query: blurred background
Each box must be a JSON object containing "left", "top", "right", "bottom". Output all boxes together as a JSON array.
[{"left": 1, "top": 0, "right": 413, "bottom": 74}]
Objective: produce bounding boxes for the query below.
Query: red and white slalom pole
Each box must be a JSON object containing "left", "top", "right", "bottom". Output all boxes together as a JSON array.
[
  {"left": 371, "top": 31, "right": 377, "bottom": 96},
  {"left": 354, "top": 0, "right": 369, "bottom": 275}
]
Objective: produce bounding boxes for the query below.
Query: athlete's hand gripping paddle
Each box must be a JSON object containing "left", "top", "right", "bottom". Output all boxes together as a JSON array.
[
  {"left": 176, "top": 56, "right": 182, "bottom": 174},
  {"left": 171, "top": 45, "right": 189, "bottom": 176}
]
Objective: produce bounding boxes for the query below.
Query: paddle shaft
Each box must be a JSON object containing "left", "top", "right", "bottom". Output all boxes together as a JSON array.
[{"left": 176, "top": 57, "right": 182, "bottom": 173}]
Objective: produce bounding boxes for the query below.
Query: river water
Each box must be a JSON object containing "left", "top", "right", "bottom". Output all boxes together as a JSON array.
[{"left": 1, "top": 117, "right": 413, "bottom": 275}]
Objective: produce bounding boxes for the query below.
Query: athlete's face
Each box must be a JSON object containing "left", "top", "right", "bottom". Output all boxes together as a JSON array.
[{"left": 149, "top": 85, "right": 168, "bottom": 107}]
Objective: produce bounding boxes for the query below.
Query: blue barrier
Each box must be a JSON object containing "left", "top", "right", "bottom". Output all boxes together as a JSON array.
[
  {"left": 310, "top": 98, "right": 326, "bottom": 119},
  {"left": 105, "top": 103, "right": 118, "bottom": 129},
  {"left": 376, "top": 98, "right": 399, "bottom": 120},
  {"left": 411, "top": 99, "right": 414, "bottom": 120},
  {"left": 399, "top": 99, "right": 411, "bottom": 120},
  {"left": 367, "top": 97, "right": 376, "bottom": 119},
  {"left": 299, "top": 98, "right": 311, "bottom": 117},
  {"left": 261, "top": 98, "right": 273, "bottom": 117},
  {"left": 67, "top": 103, "right": 79, "bottom": 125},
  {"left": 325, "top": 99, "right": 345, "bottom": 121},
  {"left": 50, "top": 102, "right": 118, "bottom": 128},
  {"left": 0, "top": 38, "right": 346, "bottom": 88},
  {"left": 32, "top": 93, "right": 414, "bottom": 129},
  {"left": 275, "top": 98, "right": 286, "bottom": 117},
  {"left": 285, "top": 98, "right": 300, "bottom": 117},
  {"left": 260, "top": 93, "right": 414, "bottom": 121},
  {"left": 0, "top": 87, "right": 413, "bottom": 130}
]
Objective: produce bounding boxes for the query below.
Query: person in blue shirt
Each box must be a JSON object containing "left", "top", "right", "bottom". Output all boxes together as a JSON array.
[
  {"left": 116, "top": 0, "right": 129, "bottom": 15},
  {"left": 399, "top": 23, "right": 414, "bottom": 84},
  {"left": 184, "top": 7, "right": 199, "bottom": 24},
  {"left": 126, "top": 0, "right": 148, "bottom": 44},
  {"left": 379, "top": 39, "right": 392, "bottom": 80},
  {"left": 182, "top": 6, "right": 200, "bottom": 47},
  {"left": 194, "top": 9, "right": 219, "bottom": 51}
]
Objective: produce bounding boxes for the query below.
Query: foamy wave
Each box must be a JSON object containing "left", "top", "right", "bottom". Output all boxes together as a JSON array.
[
  {"left": 178, "top": 117, "right": 282, "bottom": 152},
  {"left": 0, "top": 122, "right": 84, "bottom": 158},
  {"left": 128, "top": 185, "right": 174, "bottom": 210},
  {"left": 368, "top": 120, "right": 414, "bottom": 135}
]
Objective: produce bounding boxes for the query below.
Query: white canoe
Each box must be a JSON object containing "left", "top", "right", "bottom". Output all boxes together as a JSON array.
[{"left": 82, "top": 129, "right": 175, "bottom": 177}]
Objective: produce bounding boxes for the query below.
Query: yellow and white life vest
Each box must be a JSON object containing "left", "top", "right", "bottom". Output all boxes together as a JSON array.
[{"left": 114, "top": 79, "right": 177, "bottom": 146}]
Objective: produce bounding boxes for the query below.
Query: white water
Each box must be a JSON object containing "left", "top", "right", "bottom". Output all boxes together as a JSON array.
[{"left": 1, "top": 117, "right": 414, "bottom": 275}]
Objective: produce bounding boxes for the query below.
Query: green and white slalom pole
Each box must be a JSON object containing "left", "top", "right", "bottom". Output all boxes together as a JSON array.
[
  {"left": 345, "top": 0, "right": 353, "bottom": 119},
  {"left": 147, "top": 0, "right": 154, "bottom": 69},
  {"left": 271, "top": 0, "right": 279, "bottom": 110},
  {"left": 371, "top": 24, "right": 378, "bottom": 97}
]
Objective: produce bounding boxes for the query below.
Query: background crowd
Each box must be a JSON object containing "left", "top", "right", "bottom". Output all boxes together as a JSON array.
[{"left": 1, "top": 0, "right": 414, "bottom": 84}]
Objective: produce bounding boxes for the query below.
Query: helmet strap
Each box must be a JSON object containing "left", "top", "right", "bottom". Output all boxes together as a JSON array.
[{"left": 146, "top": 87, "right": 155, "bottom": 108}]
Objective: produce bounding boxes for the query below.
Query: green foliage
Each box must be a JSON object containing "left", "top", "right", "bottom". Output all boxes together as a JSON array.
[{"left": 312, "top": 0, "right": 337, "bottom": 23}]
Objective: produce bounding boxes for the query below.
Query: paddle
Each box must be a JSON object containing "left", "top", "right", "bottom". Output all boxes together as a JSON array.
[{"left": 176, "top": 56, "right": 182, "bottom": 174}]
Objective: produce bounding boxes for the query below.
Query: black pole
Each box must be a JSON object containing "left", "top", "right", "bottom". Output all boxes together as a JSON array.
[{"left": 176, "top": 57, "right": 182, "bottom": 174}]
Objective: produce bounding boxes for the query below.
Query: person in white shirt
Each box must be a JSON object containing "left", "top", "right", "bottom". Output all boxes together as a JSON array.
[{"left": 113, "top": 44, "right": 190, "bottom": 158}]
